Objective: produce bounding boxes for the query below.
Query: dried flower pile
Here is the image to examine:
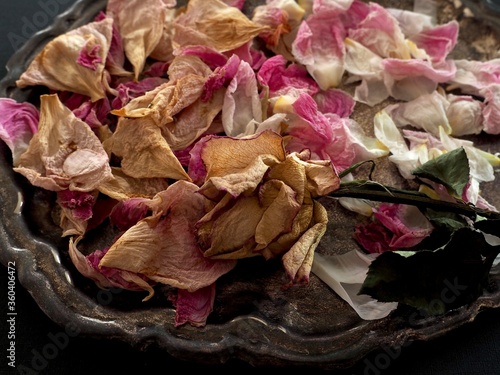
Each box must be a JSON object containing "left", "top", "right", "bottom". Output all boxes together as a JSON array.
[{"left": 1, "top": 0, "right": 500, "bottom": 327}]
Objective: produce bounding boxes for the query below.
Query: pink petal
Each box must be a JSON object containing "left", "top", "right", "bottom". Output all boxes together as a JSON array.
[
  {"left": 171, "top": 284, "right": 216, "bottom": 327},
  {"left": 0, "top": 98, "right": 39, "bottom": 166}
]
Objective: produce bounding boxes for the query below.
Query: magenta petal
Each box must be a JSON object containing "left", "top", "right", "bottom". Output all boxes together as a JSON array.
[
  {"left": 0, "top": 98, "right": 39, "bottom": 166},
  {"left": 171, "top": 284, "right": 216, "bottom": 327},
  {"left": 57, "top": 189, "right": 96, "bottom": 221},
  {"left": 77, "top": 42, "right": 103, "bottom": 71},
  {"left": 109, "top": 197, "right": 151, "bottom": 231}
]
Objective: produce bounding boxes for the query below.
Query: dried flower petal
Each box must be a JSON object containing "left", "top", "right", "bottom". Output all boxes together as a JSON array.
[
  {"left": 14, "top": 94, "right": 112, "bottom": 192},
  {"left": 99, "top": 181, "right": 236, "bottom": 292},
  {"left": 0, "top": 98, "right": 39, "bottom": 166},
  {"left": 103, "top": 116, "right": 190, "bottom": 180},
  {"left": 106, "top": 0, "right": 176, "bottom": 79},
  {"left": 69, "top": 236, "right": 156, "bottom": 301},
  {"left": 16, "top": 18, "right": 114, "bottom": 102},
  {"left": 172, "top": 0, "right": 269, "bottom": 52}
]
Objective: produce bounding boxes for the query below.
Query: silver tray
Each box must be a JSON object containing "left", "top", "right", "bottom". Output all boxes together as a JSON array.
[{"left": 1, "top": 0, "right": 499, "bottom": 370}]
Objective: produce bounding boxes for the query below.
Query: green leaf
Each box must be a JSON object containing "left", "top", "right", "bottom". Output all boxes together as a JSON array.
[
  {"left": 424, "top": 208, "right": 468, "bottom": 231},
  {"left": 412, "top": 147, "right": 469, "bottom": 197},
  {"left": 359, "top": 227, "right": 499, "bottom": 316}
]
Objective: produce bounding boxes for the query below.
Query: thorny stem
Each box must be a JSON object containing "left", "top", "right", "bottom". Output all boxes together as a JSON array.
[{"left": 328, "top": 180, "right": 500, "bottom": 220}]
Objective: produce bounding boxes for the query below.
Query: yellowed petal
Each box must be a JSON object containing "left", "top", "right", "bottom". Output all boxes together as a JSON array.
[
  {"left": 111, "top": 56, "right": 211, "bottom": 129},
  {"left": 59, "top": 205, "right": 89, "bottom": 237},
  {"left": 16, "top": 18, "right": 113, "bottom": 102},
  {"left": 69, "top": 236, "right": 155, "bottom": 301},
  {"left": 107, "top": 0, "right": 172, "bottom": 79},
  {"left": 148, "top": 8, "right": 178, "bottom": 62},
  {"left": 282, "top": 200, "right": 328, "bottom": 284},
  {"left": 14, "top": 94, "right": 113, "bottom": 192},
  {"left": 198, "top": 194, "right": 264, "bottom": 259},
  {"left": 172, "top": 0, "right": 269, "bottom": 52},
  {"left": 148, "top": 74, "right": 206, "bottom": 125},
  {"left": 98, "top": 167, "right": 170, "bottom": 201},
  {"left": 254, "top": 180, "right": 301, "bottom": 249},
  {"left": 104, "top": 117, "right": 190, "bottom": 181},
  {"left": 162, "top": 88, "right": 225, "bottom": 151},
  {"left": 263, "top": 203, "right": 314, "bottom": 259},
  {"left": 266, "top": 151, "right": 340, "bottom": 203},
  {"left": 198, "top": 130, "right": 287, "bottom": 199},
  {"left": 111, "top": 82, "right": 173, "bottom": 118},
  {"left": 266, "top": 152, "right": 308, "bottom": 203}
]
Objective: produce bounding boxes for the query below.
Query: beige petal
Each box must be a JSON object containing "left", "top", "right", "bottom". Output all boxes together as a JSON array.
[
  {"left": 266, "top": 153, "right": 308, "bottom": 204},
  {"left": 111, "top": 82, "right": 173, "bottom": 118},
  {"left": 98, "top": 167, "right": 169, "bottom": 201},
  {"left": 172, "top": 0, "right": 269, "bottom": 52},
  {"left": 198, "top": 130, "right": 287, "bottom": 199},
  {"left": 166, "top": 54, "right": 214, "bottom": 82},
  {"left": 107, "top": 0, "right": 172, "bottom": 79},
  {"left": 162, "top": 88, "right": 225, "bottom": 151},
  {"left": 148, "top": 74, "right": 206, "bottom": 126},
  {"left": 282, "top": 200, "right": 329, "bottom": 284},
  {"left": 69, "top": 236, "right": 155, "bottom": 300},
  {"left": 267, "top": 151, "right": 340, "bottom": 202},
  {"left": 14, "top": 94, "right": 112, "bottom": 192},
  {"left": 254, "top": 180, "right": 301, "bottom": 249},
  {"left": 198, "top": 194, "right": 264, "bottom": 259},
  {"left": 104, "top": 116, "right": 190, "bottom": 181},
  {"left": 59, "top": 205, "right": 89, "bottom": 237},
  {"left": 111, "top": 56, "right": 211, "bottom": 127},
  {"left": 100, "top": 181, "right": 236, "bottom": 291},
  {"left": 16, "top": 18, "right": 113, "bottom": 102},
  {"left": 148, "top": 8, "right": 178, "bottom": 62},
  {"left": 263, "top": 203, "right": 314, "bottom": 259}
]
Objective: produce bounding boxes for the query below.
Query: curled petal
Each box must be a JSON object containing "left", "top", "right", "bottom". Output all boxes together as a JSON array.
[
  {"left": 100, "top": 181, "right": 236, "bottom": 292},
  {"left": 69, "top": 236, "right": 156, "bottom": 301},
  {"left": 195, "top": 130, "right": 287, "bottom": 199},
  {"left": 282, "top": 200, "right": 328, "bottom": 285},
  {"left": 103, "top": 117, "right": 191, "bottom": 181},
  {"left": 172, "top": 0, "right": 269, "bottom": 52},
  {"left": 106, "top": 0, "right": 174, "bottom": 79},
  {"left": 0, "top": 98, "right": 39, "bottom": 166},
  {"left": 14, "top": 94, "right": 112, "bottom": 192},
  {"left": 16, "top": 18, "right": 114, "bottom": 102}
]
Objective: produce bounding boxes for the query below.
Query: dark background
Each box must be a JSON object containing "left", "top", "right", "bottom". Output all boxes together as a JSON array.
[{"left": 0, "top": 1, "right": 499, "bottom": 374}]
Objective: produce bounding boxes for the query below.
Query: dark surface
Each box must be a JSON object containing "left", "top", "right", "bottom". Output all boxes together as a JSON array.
[{"left": 0, "top": 1, "right": 499, "bottom": 374}]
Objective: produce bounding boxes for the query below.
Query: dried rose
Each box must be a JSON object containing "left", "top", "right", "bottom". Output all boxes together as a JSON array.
[{"left": 191, "top": 130, "right": 340, "bottom": 284}]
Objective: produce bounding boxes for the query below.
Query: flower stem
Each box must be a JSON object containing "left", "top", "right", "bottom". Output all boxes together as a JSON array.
[{"left": 327, "top": 180, "right": 500, "bottom": 220}]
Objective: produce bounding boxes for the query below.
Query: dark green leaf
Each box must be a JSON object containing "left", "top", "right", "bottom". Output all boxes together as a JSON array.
[
  {"left": 473, "top": 218, "right": 500, "bottom": 260},
  {"left": 475, "top": 218, "right": 500, "bottom": 238},
  {"left": 359, "top": 227, "right": 499, "bottom": 315},
  {"left": 423, "top": 208, "right": 468, "bottom": 231},
  {"left": 412, "top": 147, "right": 469, "bottom": 197}
]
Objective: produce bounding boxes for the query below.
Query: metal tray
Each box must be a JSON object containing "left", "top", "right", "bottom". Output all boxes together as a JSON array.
[{"left": 1, "top": 0, "right": 499, "bottom": 370}]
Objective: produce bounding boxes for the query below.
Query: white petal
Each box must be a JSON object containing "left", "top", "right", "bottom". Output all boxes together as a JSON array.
[{"left": 312, "top": 251, "right": 398, "bottom": 320}]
